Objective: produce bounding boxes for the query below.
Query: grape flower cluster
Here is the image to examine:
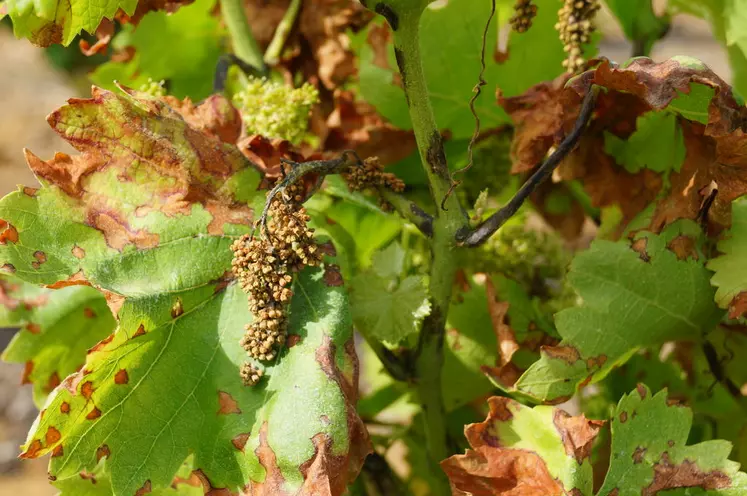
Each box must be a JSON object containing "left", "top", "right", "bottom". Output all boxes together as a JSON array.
[
  {"left": 556, "top": 0, "right": 600, "bottom": 73},
  {"left": 231, "top": 181, "right": 323, "bottom": 386},
  {"left": 510, "top": 0, "right": 538, "bottom": 33},
  {"left": 233, "top": 77, "right": 319, "bottom": 144}
]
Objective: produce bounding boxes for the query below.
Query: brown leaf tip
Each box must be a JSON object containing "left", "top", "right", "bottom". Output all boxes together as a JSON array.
[
  {"left": 636, "top": 384, "right": 647, "bottom": 399},
  {"left": 217, "top": 391, "right": 242, "bottom": 415},
  {"left": 553, "top": 409, "right": 604, "bottom": 464},
  {"left": 21, "top": 361, "right": 34, "bottom": 385},
  {"left": 114, "top": 369, "right": 129, "bottom": 385}
]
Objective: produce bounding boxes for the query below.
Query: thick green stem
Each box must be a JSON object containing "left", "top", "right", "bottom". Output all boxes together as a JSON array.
[
  {"left": 264, "top": 0, "right": 302, "bottom": 65},
  {"left": 220, "top": 0, "right": 266, "bottom": 72},
  {"left": 381, "top": 4, "right": 467, "bottom": 492}
]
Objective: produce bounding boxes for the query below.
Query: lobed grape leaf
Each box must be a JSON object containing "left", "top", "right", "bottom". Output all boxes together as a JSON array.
[
  {"left": 1, "top": 0, "right": 136, "bottom": 46},
  {"left": 349, "top": 242, "right": 430, "bottom": 345},
  {"left": 447, "top": 387, "right": 747, "bottom": 495},
  {"left": 0, "top": 273, "right": 116, "bottom": 406},
  {"left": 0, "top": 86, "right": 369, "bottom": 494},
  {"left": 505, "top": 222, "right": 723, "bottom": 403},
  {"left": 597, "top": 385, "right": 747, "bottom": 495},
  {"left": 355, "top": 0, "right": 590, "bottom": 138},
  {"left": 708, "top": 196, "right": 747, "bottom": 319},
  {"left": 90, "top": 0, "right": 224, "bottom": 100},
  {"left": 441, "top": 396, "right": 602, "bottom": 495}
]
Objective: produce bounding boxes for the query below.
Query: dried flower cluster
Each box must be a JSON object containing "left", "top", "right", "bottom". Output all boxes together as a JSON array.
[
  {"left": 510, "top": 0, "right": 538, "bottom": 33},
  {"left": 556, "top": 0, "right": 600, "bottom": 73},
  {"left": 231, "top": 182, "right": 323, "bottom": 386},
  {"left": 343, "top": 156, "right": 405, "bottom": 194}
]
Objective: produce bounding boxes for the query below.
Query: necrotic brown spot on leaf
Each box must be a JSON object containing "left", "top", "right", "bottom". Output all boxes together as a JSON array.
[
  {"left": 232, "top": 433, "right": 250, "bottom": 452},
  {"left": 79, "top": 470, "right": 96, "bottom": 483},
  {"left": 619, "top": 411, "right": 628, "bottom": 423},
  {"left": 323, "top": 264, "right": 344, "bottom": 286},
  {"left": 22, "top": 361, "right": 34, "bottom": 385},
  {"left": 86, "top": 407, "right": 102, "bottom": 420},
  {"left": 25, "top": 322, "right": 41, "bottom": 334},
  {"left": 171, "top": 299, "right": 184, "bottom": 318},
  {"left": 251, "top": 422, "right": 289, "bottom": 494},
  {"left": 543, "top": 345, "right": 581, "bottom": 364},
  {"left": 83, "top": 307, "right": 96, "bottom": 318},
  {"left": 52, "top": 445, "right": 64, "bottom": 458},
  {"left": 45, "top": 426, "right": 61, "bottom": 445},
  {"left": 636, "top": 384, "right": 648, "bottom": 398},
  {"left": 135, "top": 480, "right": 152, "bottom": 496},
  {"left": 133, "top": 324, "right": 147, "bottom": 338},
  {"left": 114, "top": 369, "right": 129, "bottom": 385},
  {"left": 644, "top": 453, "right": 731, "bottom": 494},
  {"left": 71, "top": 245, "right": 86, "bottom": 259},
  {"left": 96, "top": 445, "right": 110, "bottom": 461},
  {"left": 60, "top": 402, "right": 70, "bottom": 414},
  {"left": 21, "top": 440, "right": 43, "bottom": 459},
  {"left": 23, "top": 187, "right": 38, "bottom": 196},
  {"left": 88, "top": 333, "right": 114, "bottom": 354},
  {"left": 217, "top": 391, "right": 241, "bottom": 415},
  {"left": 1, "top": 263, "right": 16, "bottom": 273},
  {"left": 81, "top": 381, "right": 95, "bottom": 399},
  {"left": 633, "top": 446, "right": 647, "bottom": 463},
  {"left": 0, "top": 220, "right": 19, "bottom": 244},
  {"left": 33, "top": 251, "right": 47, "bottom": 264}
]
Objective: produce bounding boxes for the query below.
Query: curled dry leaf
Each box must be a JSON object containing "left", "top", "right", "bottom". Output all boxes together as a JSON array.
[
  {"left": 442, "top": 396, "right": 602, "bottom": 495},
  {"left": 505, "top": 56, "right": 747, "bottom": 235}
]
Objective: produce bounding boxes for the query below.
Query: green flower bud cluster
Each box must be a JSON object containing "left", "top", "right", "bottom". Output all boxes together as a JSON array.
[
  {"left": 232, "top": 77, "right": 319, "bottom": 144},
  {"left": 138, "top": 78, "right": 167, "bottom": 98}
]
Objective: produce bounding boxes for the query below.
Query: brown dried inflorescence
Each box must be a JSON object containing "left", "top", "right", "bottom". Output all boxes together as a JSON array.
[
  {"left": 510, "top": 0, "right": 538, "bottom": 33},
  {"left": 342, "top": 156, "right": 404, "bottom": 194},
  {"left": 556, "top": 0, "right": 600, "bottom": 73},
  {"left": 231, "top": 182, "right": 323, "bottom": 386}
]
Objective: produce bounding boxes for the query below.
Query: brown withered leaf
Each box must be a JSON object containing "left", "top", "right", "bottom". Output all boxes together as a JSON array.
[
  {"left": 442, "top": 396, "right": 602, "bottom": 495},
  {"left": 322, "top": 90, "right": 416, "bottom": 165},
  {"left": 505, "top": 57, "right": 747, "bottom": 235},
  {"left": 238, "top": 134, "right": 324, "bottom": 192},
  {"left": 162, "top": 94, "right": 243, "bottom": 144}
]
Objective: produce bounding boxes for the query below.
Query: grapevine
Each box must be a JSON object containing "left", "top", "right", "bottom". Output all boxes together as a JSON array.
[{"left": 0, "top": 0, "right": 746, "bottom": 495}]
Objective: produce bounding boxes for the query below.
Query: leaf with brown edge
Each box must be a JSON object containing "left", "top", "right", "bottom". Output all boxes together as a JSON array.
[
  {"left": 0, "top": 273, "right": 115, "bottom": 407},
  {"left": 442, "top": 396, "right": 599, "bottom": 495},
  {"left": 508, "top": 56, "right": 747, "bottom": 235},
  {"left": 597, "top": 385, "right": 747, "bottom": 495}
]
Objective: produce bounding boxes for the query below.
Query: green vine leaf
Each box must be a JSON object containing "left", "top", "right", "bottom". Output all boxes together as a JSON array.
[
  {"left": 0, "top": 87, "right": 369, "bottom": 494},
  {"left": 90, "top": 0, "right": 224, "bottom": 100},
  {"left": 708, "top": 196, "right": 747, "bottom": 319},
  {"left": 0, "top": 273, "right": 115, "bottom": 406},
  {"left": 597, "top": 385, "right": 747, "bottom": 495},
  {"left": 350, "top": 242, "right": 430, "bottom": 345},
  {"left": 1, "top": 0, "right": 136, "bottom": 46},
  {"left": 506, "top": 221, "right": 723, "bottom": 403}
]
